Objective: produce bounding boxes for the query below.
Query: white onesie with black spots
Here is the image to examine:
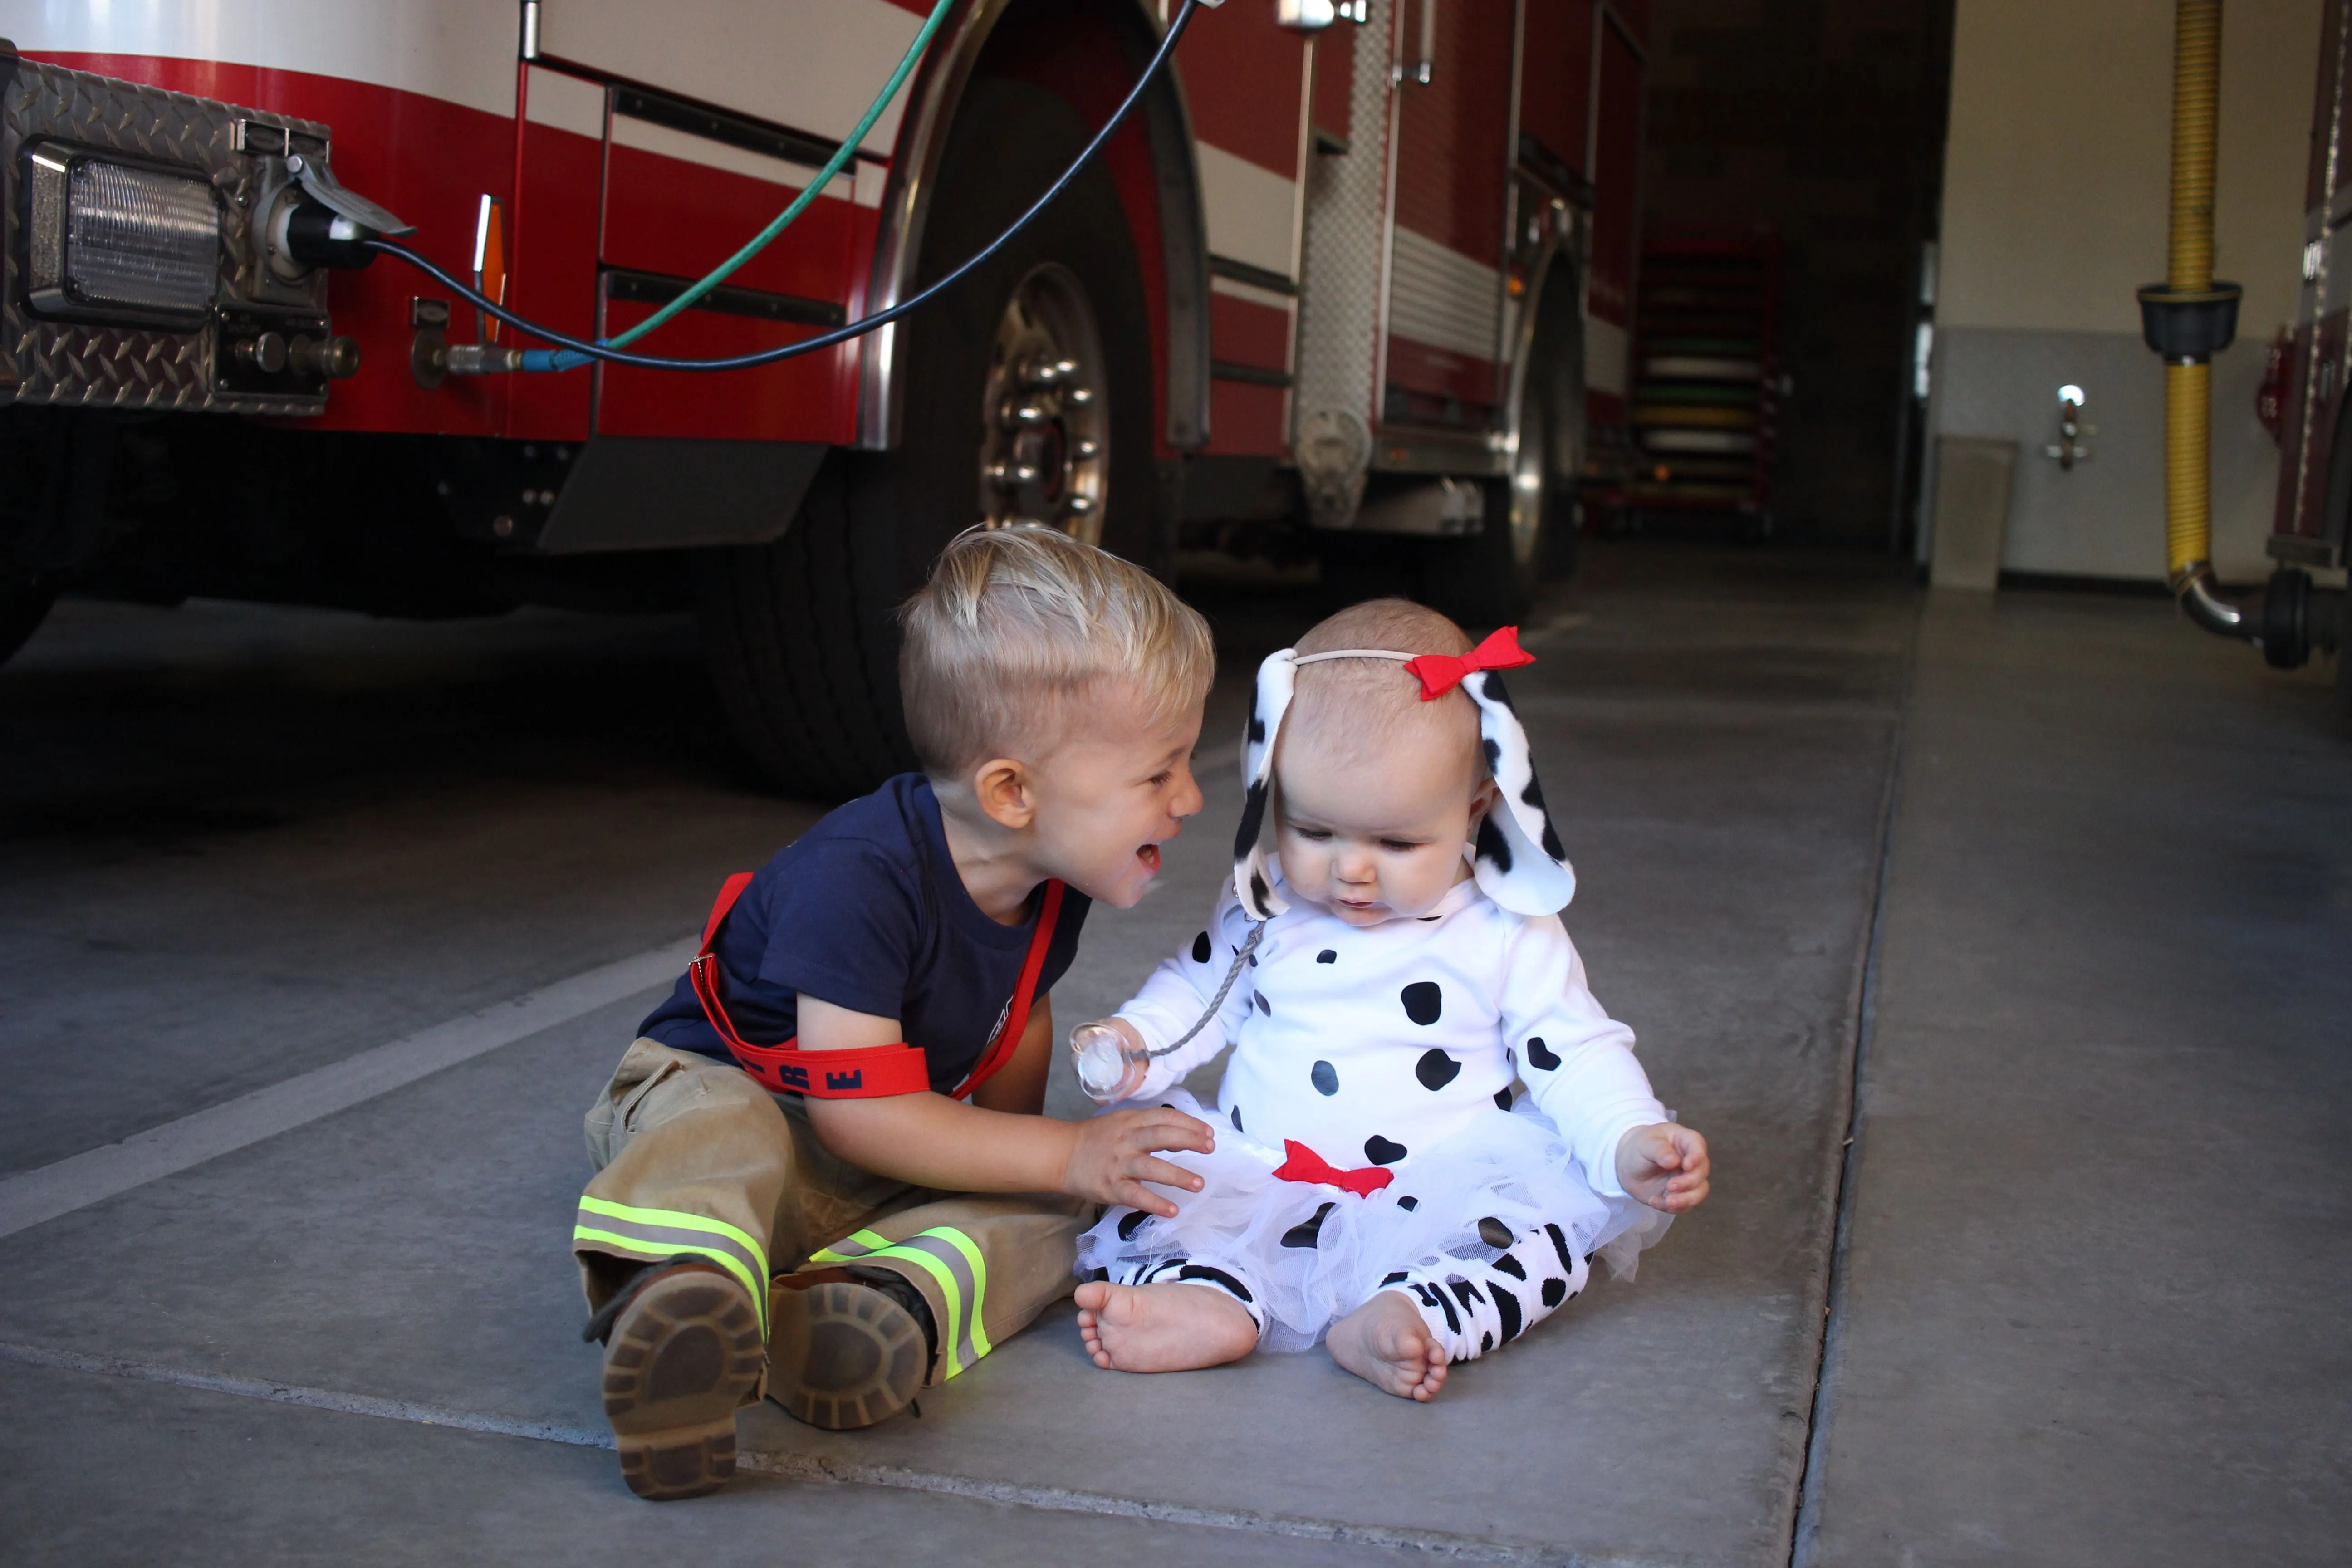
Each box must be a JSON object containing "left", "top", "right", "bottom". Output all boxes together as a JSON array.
[{"left": 1076, "top": 866, "right": 1669, "bottom": 1360}]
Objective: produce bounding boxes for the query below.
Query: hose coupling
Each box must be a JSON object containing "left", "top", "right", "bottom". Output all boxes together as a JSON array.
[{"left": 440, "top": 343, "right": 525, "bottom": 376}]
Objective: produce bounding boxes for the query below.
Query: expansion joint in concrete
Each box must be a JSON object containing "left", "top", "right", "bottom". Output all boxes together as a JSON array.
[{"left": 1784, "top": 611, "right": 1919, "bottom": 1568}]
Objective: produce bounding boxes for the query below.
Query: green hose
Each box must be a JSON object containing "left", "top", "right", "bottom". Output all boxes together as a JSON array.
[{"left": 552, "top": 0, "right": 955, "bottom": 367}]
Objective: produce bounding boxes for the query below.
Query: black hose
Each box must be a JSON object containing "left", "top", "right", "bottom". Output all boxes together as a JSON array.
[{"left": 366, "top": 0, "right": 1201, "bottom": 374}]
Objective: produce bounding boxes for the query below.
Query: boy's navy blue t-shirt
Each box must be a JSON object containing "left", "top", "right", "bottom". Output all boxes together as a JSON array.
[{"left": 639, "top": 773, "right": 1091, "bottom": 1094}]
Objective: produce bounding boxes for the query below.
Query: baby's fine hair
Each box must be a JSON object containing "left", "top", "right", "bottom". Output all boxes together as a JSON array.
[
  {"left": 1287, "top": 598, "right": 1481, "bottom": 774},
  {"left": 898, "top": 524, "right": 1214, "bottom": 780}
]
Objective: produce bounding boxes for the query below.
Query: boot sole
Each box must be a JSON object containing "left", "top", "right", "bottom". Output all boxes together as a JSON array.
[
  {"left": 769, "top": 1279, "right": 926, "bottom": 1430},
  {"left": 603, "top": 1269, "right": 765, "bottom": 1501}
]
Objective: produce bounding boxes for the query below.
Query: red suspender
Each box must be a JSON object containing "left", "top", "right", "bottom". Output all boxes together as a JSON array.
[{"left": 688, "top": 873, "right": 1065, "bottom": 1102}]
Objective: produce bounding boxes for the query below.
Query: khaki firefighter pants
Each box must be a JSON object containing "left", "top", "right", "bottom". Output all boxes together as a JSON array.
[{"left": 574, "top": 1038, "right": 1090, "bottom": 1391}]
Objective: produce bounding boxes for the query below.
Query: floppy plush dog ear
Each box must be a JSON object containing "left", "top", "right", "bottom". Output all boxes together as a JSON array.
[
  {"left": 1460, "top": 670, "right": 1575, "bottom": 916},
  {"left": 1229, "top": 645, "right": 1575, "bottom": 920},
  {"left": 1230, "top": 650, "right": 1295, "bottom": 920}
]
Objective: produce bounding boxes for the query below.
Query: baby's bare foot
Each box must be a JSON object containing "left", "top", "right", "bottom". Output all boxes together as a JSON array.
[
  {"left": 1327, "top": 1290, "right": 1449, "bottom": 1401},
  {"left": 1073, "top": 1280, "right": 1258, "bottom": 1373}
]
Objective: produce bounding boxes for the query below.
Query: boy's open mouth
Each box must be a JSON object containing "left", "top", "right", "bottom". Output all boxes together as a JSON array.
[{"left": 1136, "top": 843, "right": 1161, "bottom": 872}]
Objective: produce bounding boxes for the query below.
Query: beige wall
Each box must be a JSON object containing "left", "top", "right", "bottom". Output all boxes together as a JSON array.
[
  {"left": 1940, "top": 0, "right": 2317, "bottom": 338},
  {"left": 1931, "top": 0, "right": 2323, "bottom": 582}
]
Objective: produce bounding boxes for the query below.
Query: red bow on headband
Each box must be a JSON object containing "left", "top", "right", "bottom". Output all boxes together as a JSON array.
[{"left": 1401, "top": 625, "right": 1536, "bottom": 701}]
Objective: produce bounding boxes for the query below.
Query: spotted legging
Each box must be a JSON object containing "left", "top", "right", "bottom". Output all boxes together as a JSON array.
[{"left": 1104, "top": 1216, "right": 1590, "bottom": 1363}]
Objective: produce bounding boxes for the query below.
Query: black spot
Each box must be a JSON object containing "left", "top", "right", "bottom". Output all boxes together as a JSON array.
[
  {"left": 1415, "top": 1282, "right": 1460, "bottom": 1334},
  {"left": 1246, "top": 952, "right": 1256, "bottom": 966},
  {"left": 1493, "top": 1254, "right": 1527, "bottom": 1280},
  {"left": 1232, "top": 779, "right": 1270, "bottom": 862},
  {"left": 1316, "top": 949, "right": 1337, "bottom": 964},
  {"left": 1254, "top": 993, "right": 1272, "bottom": 1016},
  {"left": 1396, "top": 1195, "right": 1418, "bottom": 1211},
  {"left": 1478, "top": 1217, "right": 1515, "bottom": 1249},
  {"left": 1177, "top": 1264, "right": 1254, "bottom": 1303},
  {"left": 1478, "top": 670, "right": 1519, "bottom": 713},
  {"left": 1246, "top": 686, "right": 1265, "bottom": 746},
  {"left": 1493, "top": 1088, "right": 1514, "bottom": 1110},
  {"left": 1090, "top": 1267, "right": 1112, "bottom": 1282},
  {"left": 1381, "top": 1270, "right": 1409, "bottom": 1286},
  {"left": 1248, "top": 871, "right": 1272, "bottom": 912},
  {"left": 1474, "top": 813, "right": 1514, "bottom": 874},
  {"left": 1417, "top": 915, "right": 1441, "bottom": 922},
  {"left": 1280, "top": 1201, "right": 1336, "bottom": 1249},
  {"left": 1451, "top": 1280, "right": 1485, "bottom": 1307},
  {"left": 1117, "top": 1209, "right": 1150, "bottom": 1240},
  {"left": 1482, "top": 737, "right": 1501, "bottom": 771},
  {"left": 1525, "top": 1036, "right": 1560, "bottom": 1071},
  {"left": 1364, "top": 1134, "right": 1407, "bottom": 1165},
  {"left": 1541, "top": 1278, "right": 1567, "bottom": 1307},
  {"left": 1401, "top": 982, "right": 1443, "bottom": 1025},
  {"left": 1191, "top": 931, "right": 1212, "bottom": 964},
  {"left": 1491, "top": 1283, "right": 1523, "bottom": 1343},
  {"left": 1311, "top": 1060, "right": 1338, "bottom": 1095},
  {"left": 1522, "top": 773, "right": 1566, "bottom": 860},
  {"left": 1544, "top": 1224, "right": 1574, "bottom": 1274},
  {"left": 1414, "top": 1049, "right": 1461, "bottom": 1090},
  {"left": 1230, "top": 1105, "right": 1243, "bottom": 1132},
  {"left": 1480, "top": 1331, "right": 1494, "bottom": 1353}
]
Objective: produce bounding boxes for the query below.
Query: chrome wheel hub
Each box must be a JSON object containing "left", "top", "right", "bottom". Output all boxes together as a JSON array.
[{"left": 980, "top": 263, "right": 1108, "bottom": 542}]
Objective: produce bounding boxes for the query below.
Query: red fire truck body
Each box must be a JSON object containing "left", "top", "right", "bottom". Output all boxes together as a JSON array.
[
  {"left": 2274, "top": 0, "right": 2351, "bottom": 577},
  {"left": 0, "top": 0, "right": 1646, "bottom": 789}
]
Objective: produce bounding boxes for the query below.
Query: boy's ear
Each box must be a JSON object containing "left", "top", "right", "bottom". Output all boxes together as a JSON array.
[{"left": 971, "top": 757, "right": 1037, "bottom": 830}]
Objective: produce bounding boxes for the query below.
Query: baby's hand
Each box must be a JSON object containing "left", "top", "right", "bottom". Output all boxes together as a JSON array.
[
  {"left": 1063, "top": 1106, "right": 1215, "bottom": 1217},
  {"left": 1615, "top": 1122, "right": 1710, "bottom": 1213}
]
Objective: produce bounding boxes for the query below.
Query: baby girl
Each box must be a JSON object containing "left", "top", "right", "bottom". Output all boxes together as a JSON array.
[{"left": 1068, "top": 598, "right": 1710, "bottom": 1400}]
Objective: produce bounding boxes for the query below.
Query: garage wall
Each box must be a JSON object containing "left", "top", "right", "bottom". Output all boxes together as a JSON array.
[{"left": 1927, "top": 0, "right": 2320, "bottom": 582}]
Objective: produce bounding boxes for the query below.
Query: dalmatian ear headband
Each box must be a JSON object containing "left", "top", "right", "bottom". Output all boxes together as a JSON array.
[{"left": 1231, "top": 625, "right": 1576, "bottom": 921}]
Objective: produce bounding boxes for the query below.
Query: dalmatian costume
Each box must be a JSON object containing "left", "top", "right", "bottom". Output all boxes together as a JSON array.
[{"left": 1075, "top": 631, "right": 1673, "bottom": 1360}]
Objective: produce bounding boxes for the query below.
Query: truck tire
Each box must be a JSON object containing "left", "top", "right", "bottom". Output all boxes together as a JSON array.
[
  {"left": 696, "top": 78, "right": 1160, "bottom": 797},
  {"left": 1421, "top": 282, "right": 1582, "bottom": 625},
  {"left": 0, "top": 570, "right": 56, "bottom": 667}
]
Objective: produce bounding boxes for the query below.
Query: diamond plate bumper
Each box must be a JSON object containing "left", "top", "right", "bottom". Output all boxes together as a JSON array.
[{"left": 2, "top": 43, "right": 336, "bottom": 416}]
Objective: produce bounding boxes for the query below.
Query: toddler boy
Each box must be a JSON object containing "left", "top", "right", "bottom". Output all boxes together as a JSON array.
[{"left": 573, "top": 525, "right": 1218, "bottom": 1499}]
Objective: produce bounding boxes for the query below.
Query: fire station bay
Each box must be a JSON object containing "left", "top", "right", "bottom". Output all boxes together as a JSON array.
[{"left": 0, "top": 1, "right": 2345, "bottom": 1563}]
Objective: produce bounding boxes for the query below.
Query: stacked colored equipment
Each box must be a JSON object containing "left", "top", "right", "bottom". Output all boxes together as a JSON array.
[{"left": 1623, "top": 225, "right": 1779, "bottom": 519}]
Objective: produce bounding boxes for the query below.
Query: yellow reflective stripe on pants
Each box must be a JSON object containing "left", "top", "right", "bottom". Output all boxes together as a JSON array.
[
  {"left": 929, "top": 1227, "right": 993, "bottom": 1360},
  {"left": 808, "top": 1228, "right": 892, "bottom": 1264},
  {"left": 866, "top": 1227, "right": 990, "bottom": 1376},
  {"left": 573, "top": 1195, "right": 772, "bottom": 1336}
]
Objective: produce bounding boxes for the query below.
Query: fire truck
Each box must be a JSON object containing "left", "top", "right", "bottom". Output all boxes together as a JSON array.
[
  {"left": 2259, "top": 0, "right": 2351, "bottom": 709},
  {"left": 0, "top": 0, "right": 1647, "bottom": 792}
]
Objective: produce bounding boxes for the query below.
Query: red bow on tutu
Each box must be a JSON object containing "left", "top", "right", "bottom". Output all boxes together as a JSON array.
[
  {"left": 1272, "top": 1139, "right": 1395, "bottom": 1196},
  {"left": 1401, "top": 625, "right": 1536, "bottom": 701}
]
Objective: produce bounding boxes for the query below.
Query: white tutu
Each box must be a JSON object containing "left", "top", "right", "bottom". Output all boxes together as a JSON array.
[{"left": 1075, "top": 1089, "right": 1670, "bottom": 1352}]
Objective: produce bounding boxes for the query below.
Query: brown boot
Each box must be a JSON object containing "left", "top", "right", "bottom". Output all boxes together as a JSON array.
[
  {"left": 596, "top": 1259, "right": 765, "bottom": 1500},
  {"left": 768, "top": 1268, "right": 931, "bottom": 1431}
]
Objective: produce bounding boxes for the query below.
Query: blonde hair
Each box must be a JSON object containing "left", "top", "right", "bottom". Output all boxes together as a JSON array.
[
  {"left": 1285, "top": 598, "right": 1480, "bottom": 777},
  {"left": 898, "top": 524, "right": 1214, "bottom": 780}
]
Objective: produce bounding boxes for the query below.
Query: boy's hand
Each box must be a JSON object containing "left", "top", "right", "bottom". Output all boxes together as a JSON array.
[
  {"left": 1615, "top": 1122, "right": 1710, "bottom": 1214},
  {"left": 1064, "top": 1106, "right": 1215, "bottom": 1217}
]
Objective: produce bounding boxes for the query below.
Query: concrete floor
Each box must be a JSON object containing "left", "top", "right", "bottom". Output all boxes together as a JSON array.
[{"left": 0, "top": 544, "right": 2342, "bottom": 1565}]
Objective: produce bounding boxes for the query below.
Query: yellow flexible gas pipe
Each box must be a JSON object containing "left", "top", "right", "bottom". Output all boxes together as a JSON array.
[
  {"left": 2148, "top": 0, "right": 2251, "bottom": 637},
  {"left": 2164, "top": 0, "right": 2219, "bottom": 583}
]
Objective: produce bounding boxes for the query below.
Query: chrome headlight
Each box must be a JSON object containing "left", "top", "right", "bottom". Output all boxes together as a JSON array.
[{"left": 24, "top": 144, "right": 221, "bottom": 327}]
